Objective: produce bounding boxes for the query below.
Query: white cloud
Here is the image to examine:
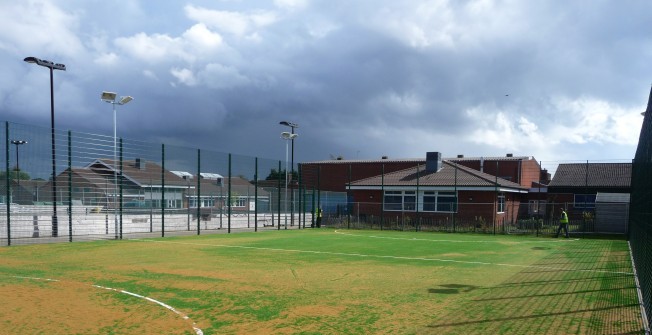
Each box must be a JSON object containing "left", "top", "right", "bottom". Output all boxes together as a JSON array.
[
  {"left": 0, "top": 1, "right": 84, "bottom": 56},
  {"left": 115, "top": 32, "right": 190, "bottom": 62},
  {"left": 182, "top": 23, "right": 223, "bottom": 49},
  {"left": 550, "top": 97, "right": 643, "bottom": 145},
  {"left": 274, "top": 0, "right": 309, "bottom": 11},
  {"left": 94, "top": 52, "right": 118, "bottom": 66},
  {"left": 368, "top": 91, "right": 423, "bottom": 116},
  {"left": 198, "top": 63, "right": 251, "bottom": 89},
  {"left": 464, "top": 96, "right": 644, "bottom": 162},
  {"left": 184, "top": 5, "right": 278, "bottom": 38},
  {"left": 171, "top": 68, "right": 198, "bottom": 86}
]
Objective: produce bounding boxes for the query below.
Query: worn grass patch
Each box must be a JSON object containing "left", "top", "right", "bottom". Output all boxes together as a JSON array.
[{"left": 0, "top": 229, "right": 644, "bottom": 334}]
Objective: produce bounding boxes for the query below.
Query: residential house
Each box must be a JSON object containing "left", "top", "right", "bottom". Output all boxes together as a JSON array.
[
  {"left": 347, "top": 153, "right": 528, "bottom": 227},
  {"left": 547, "top": 162, "right": 632, "bottom": 219},
  {"left": 171, "top": 172, "right": 271, "bottom": 213},
  {"left": 40, "top": 158, "right": 189, "bottom": 209}
]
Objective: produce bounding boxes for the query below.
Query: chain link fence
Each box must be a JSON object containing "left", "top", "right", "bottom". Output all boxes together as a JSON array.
[
  {"left": 1, "top": 121, "right": 313, "bottom": 245},
  {"left": 630, "top": 90, "right": 652, "bottom": 333}
]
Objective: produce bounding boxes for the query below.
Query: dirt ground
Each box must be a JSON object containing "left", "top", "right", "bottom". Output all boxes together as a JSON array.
[{"left": 0, "top": 278, "right": 198, "bottom": 335}]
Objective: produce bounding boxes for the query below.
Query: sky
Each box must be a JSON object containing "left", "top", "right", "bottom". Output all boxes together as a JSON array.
[{"left": 1, "top": 0, "right": 651, "bottom": 166}]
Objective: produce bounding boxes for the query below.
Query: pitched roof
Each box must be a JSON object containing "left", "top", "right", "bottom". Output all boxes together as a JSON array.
[
  {"left": 548, "top": 163, "right": 631, "bottom": 188},
  {"left": 303, "top": 155, "right": 537, "bottom": 165},
  {"left": 349, "top": 161, "right": 527, "bottom": 192},
  {"left": 87, "top": 159, "right": 187, "bottom": 187}
]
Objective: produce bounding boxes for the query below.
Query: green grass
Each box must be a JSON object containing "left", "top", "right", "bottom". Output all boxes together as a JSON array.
[{"left": 0, "top": 229, "right": 645, "bottom": 334}]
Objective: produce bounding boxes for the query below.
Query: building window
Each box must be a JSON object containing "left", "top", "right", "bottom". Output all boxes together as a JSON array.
[
  {"left": 234, "top": 197, "right": 247, "bottom": 207},
  {"left": 574, "top": 194, "right": 596, "bottom": 208},
  {"left": 497, "top": 193, "right": 505, "bottom": 213},
  {"left": 383, "top": 191, "right": 416, "bottom": 211},
  {"left": 528, "top": 200, "right": 546, "bottom": 215},
  {"left": 422, "top": 191, "right": 457, "bottom": 212}
]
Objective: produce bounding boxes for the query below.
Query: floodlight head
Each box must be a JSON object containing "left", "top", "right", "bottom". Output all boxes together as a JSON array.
[
  {"left": 24, "top": 56, "right": 66, "bottom": 71},
  {"left": 281, "top": 132, "right": 298, "bottom": 140},
  {"left": 101, "top": 91, "right": 117, "bottom": 102},
  {"left": 11, "top": 140, "right": 27, "bottom": 145},
  {"left": 119, "top": 96, "right": 133, "bottom": 105},
  {"left": 280, "top": 121, "right": 299, "bottom": 128}
]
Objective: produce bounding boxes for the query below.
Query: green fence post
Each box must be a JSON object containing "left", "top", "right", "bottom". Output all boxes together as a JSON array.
[
  {"left": 228, "top": 153, "right": 232, "bottom": 234},
  {"left": 254, "top": 157, "right": 258, "bottom": 232},
  {"left": 317, "top": 166, "right": 321, "bottom": 228},
  {"left": 161, "top": 143, "right": 165, "bottom": 237},
  {"left": 68, "top": 130, "right": 72, "bottom": 242},
  {"left": 311, "top": 187, "right": 315, "bottom": 228},
  {"left": 5, "top": 122, "right": 11, "bottom": 246},
  {"left": 277, "top": 160, "right": 281, "bottom": 230},
  {"left": 380, "top": 164, "right": 384, "bottom": 231},
  {"left": 196, "top": 149, "right": 201, "bottom": 235},
  {"left": 119, "top": 138, "right": 123, "bottom": 240},
  {"left": 347, "top": 164, "right": 351, "bottom": 229}
]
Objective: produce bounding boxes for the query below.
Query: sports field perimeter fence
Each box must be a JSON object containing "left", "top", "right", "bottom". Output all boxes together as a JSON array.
[
  {"left": 630, "top": 90, "right": 652, "bottom": 333},
  {"left": 2, "top": 121, "right": 635, "bottom": 246},
  {"left": 1, "top": 121, "right": 322, "bottom": 246}
]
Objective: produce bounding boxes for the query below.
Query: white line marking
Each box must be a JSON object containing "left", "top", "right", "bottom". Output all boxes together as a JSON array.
[
  {"left": 132, "top": 238, "right": 633, "bottom": 276},
  {"left": 94, "top": 285, "right": 203, "bottom": 335},
  {"left": 333, "top": 230, "right": 580, "bottom": 243},
  {"left": 5, "top": 275, "right": 203, "bottom": 335}
]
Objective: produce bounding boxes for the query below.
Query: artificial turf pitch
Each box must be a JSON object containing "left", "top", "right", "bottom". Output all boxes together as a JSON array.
[{"left": 0, "top": 229, "right": 644, "bottom": 334}]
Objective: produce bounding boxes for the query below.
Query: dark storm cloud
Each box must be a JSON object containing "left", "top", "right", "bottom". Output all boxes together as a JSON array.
[{"left": 1, "top": 0, "right": 650, "bottom": 164}]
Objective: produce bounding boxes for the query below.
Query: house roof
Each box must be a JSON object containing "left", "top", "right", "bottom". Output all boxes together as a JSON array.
[
  {"left": 195, "top": 176, "right": 270, "bottom": 197},
  {"left": 302, "top": 155, "right": 537, "bottom": 165},
  {"left": 548, "top": 163, "right": 632, "bottom": 188},
  {"left": 87, "top": 159, "right": 188, "bottom": 187},
  {"left": 348, "top": 161, "right": 528, "bottom": 192}
]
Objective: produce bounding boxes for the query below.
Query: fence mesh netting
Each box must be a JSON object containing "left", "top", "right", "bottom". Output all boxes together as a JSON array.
[{"left": 630, "top": 87, "right": 652, "bottom": 332}]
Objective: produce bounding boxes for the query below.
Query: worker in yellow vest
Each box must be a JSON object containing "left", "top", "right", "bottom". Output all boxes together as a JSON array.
[
  {"left": 315, "top": 207, "right": 323, "bottom": 228},
  {"left": 555, "top": 208, "right": 569, "bottom": 238}
]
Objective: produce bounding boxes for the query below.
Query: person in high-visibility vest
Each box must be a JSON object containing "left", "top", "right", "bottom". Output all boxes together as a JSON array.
[
  {"left": 555, "top": 208, "right": 569, "bottom": 238},
  {"left": 315, "top": 207, "right": 323, "bottom": 228}
]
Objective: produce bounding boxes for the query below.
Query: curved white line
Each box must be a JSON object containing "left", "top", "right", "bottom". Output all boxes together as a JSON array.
[
  {"left": 93, "top": 285, "right": 203, "bottom": 335},
  {"left": 6, "top": 275, "right": 203, "bottom": 335}
]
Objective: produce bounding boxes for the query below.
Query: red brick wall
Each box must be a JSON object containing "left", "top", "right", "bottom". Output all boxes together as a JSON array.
[{"left": 349, "top": 189, "right": 522, "bottom": 228}]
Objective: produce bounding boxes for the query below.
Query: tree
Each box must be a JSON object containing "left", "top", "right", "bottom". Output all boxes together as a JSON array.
[
  {"left": 0, "top": 170, "right": 31, "bottom": 181},
  {"left": 265, "top": 168, "right": 297, "bottom": 182}
]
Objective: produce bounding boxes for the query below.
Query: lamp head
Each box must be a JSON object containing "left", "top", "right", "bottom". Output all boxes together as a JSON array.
[
  {"left": 101, "top": 91, "right": 117, "bottom": 102},
  {"left": 24, "top": 56, "right": 66, "bottom": 70},
  {"left": 119, "top": 96, "right": 133, "bottom": 105},
  {"left": 280, "top": 121, "right": 299, "bottom": 128},
  {"left": 281, "top": 132, "right": 298, "bottom": 140},
  {"left": 11, "top": 140, "right": 28, "bottom": 145}
]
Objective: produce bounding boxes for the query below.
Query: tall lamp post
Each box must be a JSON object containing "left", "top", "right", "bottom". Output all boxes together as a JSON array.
[
  {"left": 101, "top": 91, "right": 133, "bottom": 239},
  {"left": 24, "top": 56, "right": 66, "bottom": 237},
  {"left": 10, "top": 140, "right": 27, "bottom": 202},
  {"left": 281, "top": 131, "right": 298, "bottom": 229},
  {"left": 280, "top": 121, "right": 298, "bottom": 226},
  {"left": 11, "top": 140, "right": 27, "bottom": 198}
]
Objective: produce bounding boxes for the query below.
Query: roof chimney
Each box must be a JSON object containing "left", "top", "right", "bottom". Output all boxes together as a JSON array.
[
  {"left": 506, "top": 153, "right": 513, "bottom": 157},
  {"left": 457, "top": 154, "right": 464, "bottom": 158},
  {"left": 381, "top": 156, "right": 388, "bottom": 159},
  {"left": 135, "top": 158, "right": 146, "bottom": 170},
  {"left": 426, "top": 152, "right": 442, "bottom": 173}
]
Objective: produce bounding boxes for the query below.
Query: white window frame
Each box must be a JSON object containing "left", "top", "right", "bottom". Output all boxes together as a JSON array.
[
  {"left": 497, "top": 192, "right": 505, "bottom": 213},
  {"left": 383, "top": 191, "right": 416, "bottom": 212},
  {"left": 421, "top": 191, "right": 457, "bottom": 213}
]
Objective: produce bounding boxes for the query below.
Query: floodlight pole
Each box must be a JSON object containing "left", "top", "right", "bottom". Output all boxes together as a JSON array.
[
  {"left": 24, "top": 56, "right": 66, "bottom": 237},
  {"left": 102, "top": 92, "right": 133, "bottom": 239},
  {"left": 11, "top": 140, "right": 27, "bottom": 201},
  {"left": 280, "top": 121, "right": 298, "bottom": 226}
]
